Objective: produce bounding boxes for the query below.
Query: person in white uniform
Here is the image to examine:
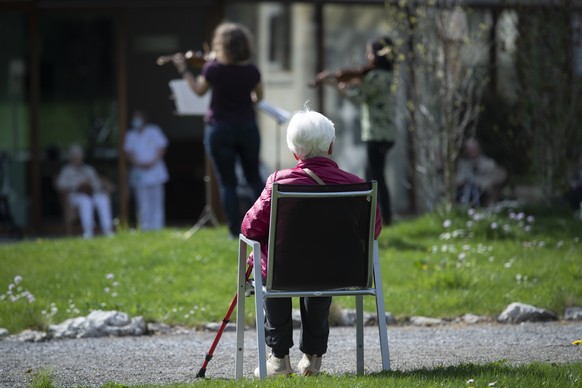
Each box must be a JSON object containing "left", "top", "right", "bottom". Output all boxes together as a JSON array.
[
  {"left": 56, "top": 144, "right": 114, "bottom": 239},
  {"left": 124, "top": 110, "right": 169, "bottom": 230}
]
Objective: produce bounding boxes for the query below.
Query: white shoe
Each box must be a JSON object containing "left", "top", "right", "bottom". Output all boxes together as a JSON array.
[
  {"left": 297, "top": 353, "right": 322, "bottom": 376},
  {"left": 254, "top": 353, "right": 293, "bottom": 378}
]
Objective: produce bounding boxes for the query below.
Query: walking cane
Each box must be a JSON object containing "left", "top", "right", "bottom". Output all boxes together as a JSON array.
[{"left": 196, "top": 265, "right": 253, "bottom": 378}]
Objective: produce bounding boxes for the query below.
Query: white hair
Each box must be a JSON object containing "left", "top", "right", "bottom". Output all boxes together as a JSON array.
[{"left": 286, "top": 107, "right": 335, "bottom": 160}]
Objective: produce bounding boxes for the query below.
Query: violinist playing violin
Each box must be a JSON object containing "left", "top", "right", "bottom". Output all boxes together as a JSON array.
[
  {"left": 169, "top": 22, "right": 265, "bottom": 239},
  {"left": 321, "top": 36, "right": 397, "bottom": 226}
]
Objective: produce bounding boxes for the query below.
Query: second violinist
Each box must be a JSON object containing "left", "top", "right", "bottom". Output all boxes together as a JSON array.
[{"left": 326, "top": 36, "right": 397, "bottom": 226}]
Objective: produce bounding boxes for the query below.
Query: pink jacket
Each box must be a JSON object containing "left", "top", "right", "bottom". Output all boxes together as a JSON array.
[{"left": 241, "top": 157, "right": 383, "bottom": 278}]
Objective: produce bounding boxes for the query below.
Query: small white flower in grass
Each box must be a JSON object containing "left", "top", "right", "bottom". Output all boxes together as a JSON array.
[
  {"left": 490, "top": 222, "right": 498, "bottom": 230},
  {"left": 113, "top": 281, "right": 119, "bottom": 287},
  {"left": 488, "top": 382, "right": 497, "bottom": 387},
  {"left": 466, "top": 220, "right": 474, "bottom": 228},
  {"left": 111, "top": 292, "right": 118, "bottom": 298},
  {"left": 106, "top": 273, "right": 115, "bottom": 280},
  {"left": 14, "top": 275, "right": 22, "bottom": 284},
  {"left": 468, "top": 208, "right": 475, "bottom": 217},
  {"left": 526, "top": 215, "right": 535, "bottom": 223},
  {"left": 509, "top": 211, "right": 516, "bottom": 219},
  {"left": 443, "top": 219, "right": 452, "bottom": 228},
  {"left": 458, "top": 253, "right": 466, "bottom": 260},
  {"left": 516, "top": 212, "right": 525, "bottom": 221},
  {"left": 104, "top": 287, "right": 110, "bottom": 293},
  {"left": 524, "top": 225, "right": 531, "bottom": 232},
  {"left": 440, "top": 232, "right": 451, "bottom": 240},
  {"left": 473, "top": 213, "right": 485, "bottom": 222}
]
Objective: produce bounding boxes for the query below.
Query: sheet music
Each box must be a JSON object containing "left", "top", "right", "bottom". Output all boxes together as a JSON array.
[
  {"left": 257, "top": 100, "right": 291, "bottom": 124},
  {"left": 168, "top": 79, "right": 210, "bottom": 116}
]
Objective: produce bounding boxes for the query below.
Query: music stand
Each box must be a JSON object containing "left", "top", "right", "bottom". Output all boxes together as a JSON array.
[
  {"left": 257, "top": 100, "right": 291, "bottom": 171},
  {"left": 168, "top": 80, "right": 219, "bottom": 238}
]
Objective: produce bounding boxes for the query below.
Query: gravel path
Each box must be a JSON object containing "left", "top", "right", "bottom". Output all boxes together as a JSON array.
[{"left": 1, "top": 321, "right": 581, "bottom": 387}]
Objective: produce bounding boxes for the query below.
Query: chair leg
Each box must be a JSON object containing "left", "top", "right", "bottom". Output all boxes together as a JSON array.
[
  {"left": 355, "top": 295, "right": 364, "bottom": 375},
  {"left": 253, "top": 258, "right": 268, "bottom": 379},
  {"left": 235, "top": 238, "right": 247, "bottom": 379},
  {"left": 373, "top": 240, "right": 390, "bottom": 371}
]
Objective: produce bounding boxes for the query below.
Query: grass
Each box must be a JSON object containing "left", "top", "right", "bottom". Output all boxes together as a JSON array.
[
  {"left": 28, "top": 362, "right": 582, "bottom": 387},
  {"left": 3, "top": 203, "right": 582, "bottom": 387},
  {"left": 1, "top": 202, "right": 581, "bottom": 334}
]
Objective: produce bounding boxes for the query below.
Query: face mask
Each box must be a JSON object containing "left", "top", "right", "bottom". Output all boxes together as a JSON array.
[{"left": 132, "top": 117, "right": 144, "bottom": 128}]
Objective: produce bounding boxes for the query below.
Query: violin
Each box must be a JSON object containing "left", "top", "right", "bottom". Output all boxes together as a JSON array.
[
  {"left": 156, "top": 48, "right": 214, "bottom": 69},
  {"left": 309, "top": 64, "right": 374, "bottom": 87}
]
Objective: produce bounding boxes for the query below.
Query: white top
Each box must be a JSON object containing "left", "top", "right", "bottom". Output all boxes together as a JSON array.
[{"left": 124, "top": 124, "right": 169, "bottom": 188}]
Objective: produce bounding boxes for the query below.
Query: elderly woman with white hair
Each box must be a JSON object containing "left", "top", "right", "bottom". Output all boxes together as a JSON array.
[
  {"left": 56, "top": 144, "right": 114, "bottom": 239},
  {"left": 241, "top": 107, "right": 382, "bottom": 378}
]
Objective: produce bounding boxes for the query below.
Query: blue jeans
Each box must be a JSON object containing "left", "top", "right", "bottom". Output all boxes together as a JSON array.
[{"left": 204, "top": 121, "right": 264, "bottom": 236}]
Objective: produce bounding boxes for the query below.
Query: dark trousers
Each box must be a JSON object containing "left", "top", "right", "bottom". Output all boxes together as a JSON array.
[
  {"left": 204, "top": 121, "right": 264, "bottom": 236},
  {"left": 366, "top": 141, "right": 394, "bottom": 224},
  {"left": 264, "top": 296, "right": 332, "bottom": 357}
]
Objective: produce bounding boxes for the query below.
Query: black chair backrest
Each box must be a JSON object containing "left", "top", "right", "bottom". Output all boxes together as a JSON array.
[{"left": 267, "top": 182, "right": 375, "bottom": 291}]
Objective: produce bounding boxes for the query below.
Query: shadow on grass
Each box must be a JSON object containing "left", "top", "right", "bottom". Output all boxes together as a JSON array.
[{"left": 380, "top": 237, "right": 428, "bottom": 252}]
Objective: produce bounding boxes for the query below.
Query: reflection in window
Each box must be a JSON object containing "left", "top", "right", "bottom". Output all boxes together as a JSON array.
[{"left": 268, "top": 5, "right": 291, "bottom": 71}]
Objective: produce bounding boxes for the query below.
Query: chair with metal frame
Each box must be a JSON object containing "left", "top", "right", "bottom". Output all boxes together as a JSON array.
[{"left": 235, "top": 181, "right": 390, "bottom": 379}]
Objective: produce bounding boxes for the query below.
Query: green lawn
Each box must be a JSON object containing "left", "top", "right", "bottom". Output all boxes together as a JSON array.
[
  {"left": 1, "top": 202, "right": 581, "bottom": 334},
  {"left": 29, "top": 362, "right": 582, "bottom": 388},
  {"left": 4, "top": 203, "right": 582, "bottom": 387}
]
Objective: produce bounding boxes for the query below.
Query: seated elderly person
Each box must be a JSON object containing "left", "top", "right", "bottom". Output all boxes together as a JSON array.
[
  {"left": 456, "top": 137, "right": 507, "bottom": 207},
  {"left": 55, "top": 144, "right": 114, "bottom": 238},
  {"left": 241, "top": 107, "right": 382, "bottom": 378}
]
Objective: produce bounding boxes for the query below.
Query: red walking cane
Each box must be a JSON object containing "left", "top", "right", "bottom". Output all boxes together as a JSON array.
[{"left": 196, "top": 265, "right": 253, "bottom": 378}]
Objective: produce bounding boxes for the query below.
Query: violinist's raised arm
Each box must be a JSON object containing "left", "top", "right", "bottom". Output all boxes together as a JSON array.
[{"left": 308, "top": 64, "right": 374, "bottom": 88}]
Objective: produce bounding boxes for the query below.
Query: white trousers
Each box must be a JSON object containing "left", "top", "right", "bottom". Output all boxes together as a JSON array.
[
  {"left": 69, "top": 192, "right": 113, "bottom": 238},
  {"left": 134, "top": 184, "right": 165, "bottom": 231}
]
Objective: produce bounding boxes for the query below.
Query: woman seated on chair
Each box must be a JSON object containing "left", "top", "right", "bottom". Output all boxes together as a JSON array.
[
  {"left": 241, "top": 106, "right": 382, "bottom": 378},
  {"left": 55, "top": 144, "right": 114, "bottom": 239}
]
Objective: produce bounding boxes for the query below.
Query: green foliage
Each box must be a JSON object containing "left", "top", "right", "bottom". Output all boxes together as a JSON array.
[
  {"left": 513, "top": 1, "right": 582, "bottom": 199},
  {"left": 384, "top": 0, "right": 491, "bottom": 211},
  {"left": 29, "top": 370, "right": 56, "bottom": 388}
]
